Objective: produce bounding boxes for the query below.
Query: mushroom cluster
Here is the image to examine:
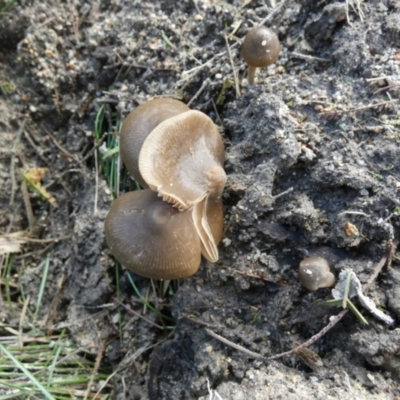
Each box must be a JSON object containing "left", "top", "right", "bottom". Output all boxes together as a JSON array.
[{"left": 105, "top": 98, "right": 226, "bottom": 280}]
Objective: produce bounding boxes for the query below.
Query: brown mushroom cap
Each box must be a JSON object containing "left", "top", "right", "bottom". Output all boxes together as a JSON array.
[
  {"left": 241, "top": 26, "right": 280, "bottom": 68},
  {"left": 299, "top": 256, "right": 336, "bottom": 292},
  {"left": 119, "top": 98, "right": 189, "bottom": 188},
  {"left": 139, "top": 110, "right": 226, "bottom": 211},
  {"left": 104, "top": 189, "right": 201, "bottom": 280}
]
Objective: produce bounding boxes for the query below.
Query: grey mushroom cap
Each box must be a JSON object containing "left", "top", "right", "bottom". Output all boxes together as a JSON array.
[
  {"left": 299, "top": 256, "right": 336, "bottom": 292},
  {"left": 241, "top": 26, "right": 280, "bottom": 68}
]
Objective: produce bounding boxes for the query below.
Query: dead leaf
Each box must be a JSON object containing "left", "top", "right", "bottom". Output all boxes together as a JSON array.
[{"left": 0, "top": 231, "right": 27, "bottom": 255}]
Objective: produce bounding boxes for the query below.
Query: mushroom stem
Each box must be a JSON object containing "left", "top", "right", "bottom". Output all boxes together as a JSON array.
[{"left": 248, "top": 65, "right": 257, "bottom": 85}]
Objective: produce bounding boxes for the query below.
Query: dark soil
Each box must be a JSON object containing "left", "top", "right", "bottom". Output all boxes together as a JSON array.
[{"left": 1, "top": 0, "right": 400, "bottom": 399}]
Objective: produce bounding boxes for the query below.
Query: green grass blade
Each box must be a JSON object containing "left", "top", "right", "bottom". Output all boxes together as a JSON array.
[
  {"left": 0, "top": 343, "right": 55, "bottom": 400},
  {"left": 102, "top": 146, "right": 119, "bottom": 160},
  {"left": 127, "top": 273, "right": 174, "bottom": 322}
]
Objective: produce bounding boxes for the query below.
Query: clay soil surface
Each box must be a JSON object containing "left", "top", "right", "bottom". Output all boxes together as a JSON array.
[{"left": 1, "top": 0, "right": 400, "bottom": 399}]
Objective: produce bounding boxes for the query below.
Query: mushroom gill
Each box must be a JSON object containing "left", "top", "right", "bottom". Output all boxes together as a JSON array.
[
  {"left": 193, "top": 194, "right": 224, "bottom": 262},
  {"left": 119, "top": 98, "right": 189, "bottom": 188},
  {"left": 104, "top": 189, "right": 202, "bottom": 280}
]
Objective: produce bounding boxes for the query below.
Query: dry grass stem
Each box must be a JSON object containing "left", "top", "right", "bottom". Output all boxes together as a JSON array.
[
  {"left": 223, "top": 33, "right": 240, "bottom": 98},
  {"left": 205, "top": 328, "right": 268, "bottom": 362}
]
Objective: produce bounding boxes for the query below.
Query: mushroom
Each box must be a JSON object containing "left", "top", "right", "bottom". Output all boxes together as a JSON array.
[
  {"left": 241, "top": 26, "right": 280, "bottom": 85},
  {"left": 138, "top": 110, "right": 226, "bottom": 262},
  {"left": 299, "top": 257, "right": 336, "bottom": 292},
  {"left": 104, "top": 189, "right": 202, "bottom": 280},
  {"left": 119, "top": 98, "right": 189, "bottom": 188},
  {"left": 139, "top": 110, "right": 226, "bottom": 210}
]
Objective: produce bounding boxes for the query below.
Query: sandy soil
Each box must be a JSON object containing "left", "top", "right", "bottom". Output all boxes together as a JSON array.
[{"left": 1, "top": 0, "right": 400, "bottom": 399}]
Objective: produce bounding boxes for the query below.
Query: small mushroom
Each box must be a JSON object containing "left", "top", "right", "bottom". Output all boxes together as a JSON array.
[
  {"left": 299, "top": 256, "right": 336, "bottom": 292},
  {"left": 104, "top": 189, "right": 202, "bottom": 280},
  {"left": 139, "top": 110, "right": 226, "bottom": 262},
  {"left": 241, "top": 26, "right": 280, "bottom": 85},
  {"left": 119, "top": 98, "right": 189, "bottom": 188}
]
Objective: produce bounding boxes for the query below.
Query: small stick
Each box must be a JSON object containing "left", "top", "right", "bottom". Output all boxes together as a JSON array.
[
  {"left": 223, "top": 33, "right": 240, "bottom": 98},
  {"left": 93, "top": 146, "right": 99, "bottom": 215},
  {"left": 2, "top": 233, "right": 71, "bottom": 244},
  {"left": 18, "top": 295, "right": 30, "bottom": 349},
  {"left": 21, "top": 180, "right": 35, "bottom": 232},
  {"left": 233, "top": 269, "right": 274, "bottom": 283},
  {"left": 337, "top": 211, "right": 370, "bottom": 217},
  {"left": 10, "top": 119, "right": 27, "bottom": 207},
  {"left": 272, "top": 186, "right": 293, "bottom": 200},
  {"left": 113, "top": 297, "right": 164, "bottom": 330},
  {"left": 187, "top": 78, "right": 210, "bottom": 107},
  {"left": 321, "top": 99, "right": 398, "bottom": 115},
  {"left": 205, "top": 328, "right": 268, "bottom": 362},
  {"left": 46, "top": 129, "right": 85, "bottom": 169},
  {"left": 362, "top": 241, "right": 397, "bottom": 291},
  {"left": 267, "top": 309, "right": 348, "bottom": 360},
  {"left": 84, "top": 340, "right": 105, "bottom": 400},
  {"left": 365, "top": 76, "right": 391, "bottom": 82},
  {"left": 290, "top": 52, "right": 330, "bottom": 63},
  {"left": 259, "top": 0, "right": 290, "bottom": 28}
]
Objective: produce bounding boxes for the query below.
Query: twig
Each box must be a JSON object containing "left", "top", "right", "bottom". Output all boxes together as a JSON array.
[
  {"left": 23, "top": 129, "right": 49, "bottom": 165},
  {"left": 179, "top": 315, "right": 219, "bottom": 329},
  {"left": 94, "top": 145, "right": 99, "bottom": 215},
  {"left": 321, "top": 99, "right": 399, "bottom": 115},
  {"left": 205, "top": 328, "right": 268, "bottom": 362},
  {"left": 267, "top": 309, "right": 348, "bottom": 360},
  {"left": 259, "top": 0, "right": 290, "bottom": 28},
  {"left": 223, "top": 33, "right": 240, "bottom": 98},
  {"left": 21, "top": 180, "right": 35, "bottom": 232},
  {"left": 337, "top": 211, "right": 370, "bottom": 217},
  {"left": 18, "top": 295, "right": 30, "bottom": 349},
  {"left": 10, "top": 119, "right": 27, "bottom": 207},
  {"left": 2, "top": 233, "right": 71, "bottom": 244},
  {"left": 187, "top": 78, "right": 211, "bottom": 107},
  {"left": 232, "top": 269, "right": 274, "bottom": 283},
  {"left": 290, "top": 52, "right": 330, "bottom": 63},
  {"left": 14, "top": 243, "right": 53, "bottom": 261},
  {"left": 272, "top": 186, "right": 293, "bottom": 199},
  {"left": 362, "top": 241, "right": 397, "bottom": 291},
  {"left": 211, "top": 99, "right": 222, "bottom": 125},
  {"left": 113, "top": 297, "right": 164, "bottom": 330},
  {"left": 81, "top": 131, "right": 109, "bottom": 164},
  {"left": 373, "top": 81, "right": 400, "bottom": 95},
  {"left": 45, "top": 129, "right": 86, "bottom": 169},
  {"left": 84, "top": 340, "right": 105, "bottom": 400}
]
